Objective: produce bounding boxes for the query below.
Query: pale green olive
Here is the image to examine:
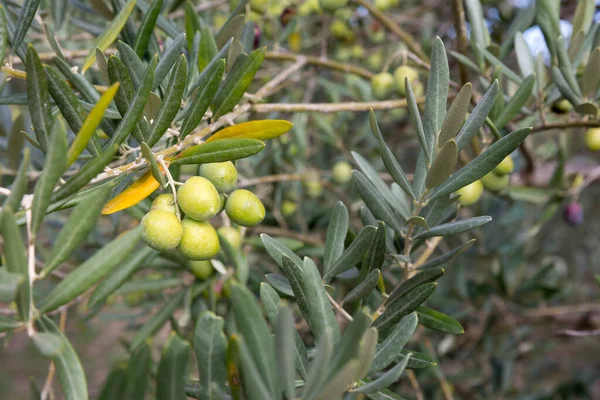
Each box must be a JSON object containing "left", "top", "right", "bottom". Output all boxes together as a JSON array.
[
  {"left": 249, "top": 0, "right": 268, "bottom": 14},
  {"left": 199, "top": 161, "right": 238, "bottom": 193},
  {"left": 225, "top": 189, "right": 266, "bottom": 227},
  {"left": 189, "top": 260, "right": 214, "bottom": 279},
  {"left": 141, "top": 210, "right": 183, "bottom": 252},
  {"left": 332, "top": 161, "right": 353, "bottom": 184},
  {"left": 482, "top": 172, "right": 510, "bottom": 192},
  {"left": 494, "top": 156, "right": 514, "bottom": 176},
  {"left": 371, "top": 72, "right": 395, "bottom": 100},
  {"left": 455, "top": 180, "right": 484, "bottom": 206},
  {"left": 319, "top": 0, "right": 349, "bottom": 12},
  {"left": 393, "top": 65, "right": 419, "bottom": 96},
  {"left": 177, "top": 176, "right": 221, "bottom": 221},
  {"left": 177, "top": 218, "right": 220, "bottom": 260},
  {"left": 151, "top": 194, "right": 177, "bottom": 214},
  {"left": 217, "top": 226, "right": 242, "bottom": 249},
  {"left": 281, "top": 200, "right": 298, "bottom": 217},
  {"left": 585, "top": 128, "right": 600, "bottom": 151}
]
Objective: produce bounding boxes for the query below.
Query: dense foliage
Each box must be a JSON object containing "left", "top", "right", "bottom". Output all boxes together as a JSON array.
[{"left": 1, "top": 0, "right": 599, "bottom": 399}]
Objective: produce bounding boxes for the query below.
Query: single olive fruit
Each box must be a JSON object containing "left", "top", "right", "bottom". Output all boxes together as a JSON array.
[
  {"left": 199, "top": 161, "right": 238, "bottom": 193},
  {"left": 319, "top": 0, "right": 348, "bottom": 12},
  {"left": 563, "top": 202, "right": 584, "bottom": 226},
  {"left": 332, "top": 161, "right": 353, "bottom": 184},
  {"left": 189, "top": 260, "right": 214, "bottom": 279},
  {"left": 494, "top": 155, "right": 514, "bottom": 176},
  {"left": 178, "top": 218, "right": 220, "bottom": 260},
  {"left": 329, "top": 19, "right": 354, "bottom": 41},
  {"left": 249, "top": 0, "right": 268, "bottom": 14},
  {"left": 585, "top": 127, "right": 600, "bottom": 151},
  {"left": 455, "top": 180, "right": 484, "bottom": 206},
  {"left": 393, "top": 65, "right": 419, "bottom": 96},
  {"left": 299, "top": 0, "right": 322, "bottom": 15},
  {"left": 177, "top": 176, "right": 221, "bottom": 221},
  {"left": 551, "top": 99, "right": 572, "bottom": 114},
  {"left": 141, "top": 210, "right": 183, "bottom": 252},
  {"left": 371, "top": 72, "right": 395, "bottom": 100},
  {"left": 217, "top": 226, "right": 242, "bottom": 249},
  {"left": 375, "top": 0, "right": 399, "bottom": 10},
  {"left": 351, "top": 44, "right": 365, "bottom": 59},
  {"left": 225, "top": 189, "right": 266, "bottom": 227},
  {"left": 281, "top": 200, "right": 298, "bottom": 217},
  {"left": 303, "top": 171, "right": 323, "bottom": 198},
  {"left": 151, "top": 194, "right": 177, "bottom": 214},
  {"left": 481, "top": 172, "right": 510, "bottom": 192},
  {"left": 367, "top": 50, "right": 385, "bottom": 70}
]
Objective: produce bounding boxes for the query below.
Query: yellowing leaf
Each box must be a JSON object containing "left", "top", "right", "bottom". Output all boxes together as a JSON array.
[
  {"left": 82, "top": 0, "right": 137, "bottom": 73},
  {"left": 68, "top": 82, "right": 120, "bottom": 166},
  {"left": 102, "top": 169, "right": 160, "bottom": 215},
  {"left": 206, "top": 120, "right": 293, "bottom": 143},
  {"left": 288, "top": 31, "right": 302, "bottom": 53}
]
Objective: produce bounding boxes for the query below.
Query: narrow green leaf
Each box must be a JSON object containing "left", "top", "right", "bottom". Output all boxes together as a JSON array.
[
  {"left": 359, "top": 222, "right": 386, "bottom": 280},
  {"left": 37, "top": 316, "right": 88, "bottom": 400},
  {"left": 41, "top": 227, "right": 142, "bottom": 313},
  {"left": 423, "top": 37, "right": 449, "bottom": 155},
  {"left": 184, "top": 0, "right": 202, "bottom": 51},
  {"left": 314, "top": 360, "right": 358, "bottom": 400},
  {"left": 211, "top": 47, "right": 266, "bottom": 120},
  {"left": 124, "top": 342, "right": 151, "bottom": 400},
  {"left": 171, "top": 138, "right": 265, "bottom": 165},
  {"left": 499, "top": 5, "right": 535, "bottom": 58},
  {"left": 133, "top": 0, "right": 162, "bottom": 57},
  {"left": 329, "top": 308, "right": 372, "bottom": 377},
  {"left": 31, "top": 120, "right": 67, "bottom": 235},
  {"left": 494, "top": 74, "right": 535, "bottom": 129},
  {"left": 261, "top": 234, "right": 304, "bottom": 270},
  {"left": 417, "top": 238, "right": 476, "bottom": 270},
  {"left": 302, "top": 257, "right": 341, "bottom": 345},
  {"left": 371, "top": 313, "right": 418, "bottom": 372},
  {"left": 354, "top": 354, "right": 410, "bottom": 393},
  {"left": 406, "top": 79, "right": 430, "bottom": 163},
  {"left": 229, "top": 283, "right": 277, "bottom": 397},
  {"left": 426, "top": 139, "right": 458, "bottom": 189},
  {"left": 98, "top": 365, "right": 127, "bottom": 400},
  {"left": 369, "top": 110, "right": 416, "bottom": 199},
  {"left": 140, "top": 143, "right": 166, "bottom": 187},
  {"left": 0, "top": 6, "right": 8, "bottom": 66},
  {"left": 323, "top": 201, "right": 349, "bottom": 277},
  {"left": 156, "top": 333, "right": 190, "bottom": 400},
  {"left": 480, "top": 45, "right": 523, "bottom": 84},
  {"left": 413, "top": 216, "right": 491, "bottom": 240},
  {"left": 416, "top": 306, "right": 464, "bottom": 334},
  {"left": 402, "top": 348, "right": 436, "bottom": 369},
  {"left": 387, "top": 268, "right": 445, "bottom": 305},
  {"left": 148, "top": 55, "right": 187, "bottom": 146},
  {"left": 430, "top": 127, "right": 531, "bottom": 200},
  {"left": 96, "top": 48, "right": 110, "bottom": 84},
  {"left": 583, "top": 47, "right": 600, "bottom": 98},
  {"left": 0, "top": 210, "right": 29, "bottom": 320},
  {"left": 231, "top": 335, "right": 272, "bottom": 400},
  {"left": 226, "top": 40, "right": 245, "bottom": 73},
  {"left": 180, "top": 59, "right": 225, "bottom": 139},
  {"left": 456, "top": 80, "right": 498, "bottom": 150},
  {"left": 0, "top": 270, "right": 24, "bottom": 303},
  {"left": 42, "top": 184, "right": 112, "bottom": 276},
  {"left": 365, "top": 389, "right": 407, "bottom": 400},
  {"left": 12, "top": 0, "right": 41, "bottom": 54},
  {"left": 354, "top": 327, "right": 378, "bottom": 381},
  {"left": 188, "top": 39, "right": 231, "bottom": 93},
  {"left": 216, "top": 13, "right": 246, "bottom": 48},
  {"left": 352, "top": 171, "right": 404, "bottom": 233},
  {"left": 117, "top": 40, "right": 145, "bottom": 89},
  {"left": 301, "top": 335, "right": 331, "bottom": 400},
  {"left": 0, "top": 316, "right": 21, "bottom": 332},
  {"left": 3, "top": 148, "right": 30, "bottom": 212},
  {"left": 343, "top": 269, "right": 380, "bottom": 304},
  {"left": 374, "top": 283, "right": 436, "bottom": 333},
  {"left": 194, "top": 311, "right": 227, "bottom": 398},
  {"left": 557, "top": 36, "right": 583, "bottom": 98},
  {"left": 464, "top": 0, "right": 490, "bottom": 68},
  {"left": 198, "top": 27, "right": 218, "bottom": 71},
  {"left": 82, "top": 0, "right": 137, "bottom": 72},
  {"left": 514, "top": 32, "right": 535, "bottom": 78},
  {"left": 153, "top": 33, "right": 185, "bottom": 90},
  {"left": 26, "top": 45, "right": 52, "bottom": 149},
  {"left": 573, "top": 0, "right": 595, "bottom": 37},
  {"left": 412, "top": 152, "right": 428, "bottom": 197},
  {"left": 53, "top": 56, "right": 102, "bottom": 104},
  {"left": 439, "top": 83, "right": 472, "bottom": 145},
  {"left": 324, "top": 225, "right": 377, "bottom": 282},
  {"left": 551, "top": 67, "right": 580, "bottom": 105},
  {"left": 265, "top": 274, "right": 294, "bottom": 297},
  {"left": 276, "top": 306, "right": 296, "bottom": 400}
]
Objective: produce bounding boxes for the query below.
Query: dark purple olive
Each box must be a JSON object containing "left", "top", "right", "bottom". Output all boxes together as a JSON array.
[
  {"left": 253, "top": 25, "right": 262, "bottom": 50},
  {"left": 563, "top": 202, "right": 583, "bottom": 226}
]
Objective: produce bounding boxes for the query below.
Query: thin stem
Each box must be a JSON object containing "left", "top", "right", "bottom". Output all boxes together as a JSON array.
[
  {"left": 265, "top": 51, "right": 373, "bottom": 80},
  {"left": 22, "top": 195, "right": 37, "bottom": 336},
  {"left": 251, "top": 96, "right": 426, "bottom": 113},
  {"left": 327, "top": 291, "right": 353, "bottom": 322},
  {"left": 407, "top": 370, "right": 425, "bottom": 400},
  {"left": 157, "top": 158, "right": 181, "bottom": 220},
  {"left": 531, "top": 120, "right": 600, "bottom": 133},
  {"left": 451, "top": 0, "right": 469, "bottom": 84},
  {"left": 412, "top": 236, "right": 443, "bottom": 269}
]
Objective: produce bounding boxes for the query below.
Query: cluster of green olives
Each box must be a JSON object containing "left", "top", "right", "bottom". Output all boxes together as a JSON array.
[
  {"left": 141, "top": 161, "right": 265, "bottom": 260},
  {"left": 455, "top": 155, "right": 514, "bottom": 206},
  {"left": 371, "top": 65, "right": 423, "bottom": 100}
]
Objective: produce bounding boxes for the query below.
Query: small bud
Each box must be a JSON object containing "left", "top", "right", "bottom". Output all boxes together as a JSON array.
[{"left": 563, "top": 202, "right": 583, "bottom": 226}]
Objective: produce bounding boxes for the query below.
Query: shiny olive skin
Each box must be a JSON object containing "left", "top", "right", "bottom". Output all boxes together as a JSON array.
[
  {"left": 141, "top": 210, "right": 183, "bottom": 252},
  {"left": 177, "top": 218, "right": 221, "bottom": 260},
  {"left": 332, "top": 161, "right": 353, "bottom": 184},
  {"left": 494, "top": 156, "right": 514, "bottom": 176},
  {"left": 177, "top": 176, "right": 221, "bottom": 222},
  {"left": 371, "top": 72, "right": 395, "bottom": 100},
  {"left": 482, "top": 172, "right": 510, "bottom": 192},
  {"left": 585, "top": 128, "right": 600, "bottom": 151},
  {"left": 217, "top": 226, "right": 242, "bottom": 249},
  {"left": 199, "top": 161, "right": 238, "bottom": 193},
  {"left": 393, "top": 65, "right": 419, "bottom": 96},
  {"left": 189, "top": 260, "right": 214, "bottom": 279},
  {"left": 455, "top": 180, "right": 484, "bottom": 206},
  {"left": 151, "top": 194, "right": 177, "bottom": 214},
  {"left": 225, "top": 189, "right": 266, "bottom": 227}
]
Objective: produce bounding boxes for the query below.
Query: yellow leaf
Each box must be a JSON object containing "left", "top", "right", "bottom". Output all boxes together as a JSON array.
[
  {"left": 206, "top": 120, "right": 293, "bottom": 143},
  {"left": 67, "top": 82, "right": 120, "bottom": 166},
  {"left": 82, "top": 0, "right": 137, "bottom": 73},
  {"left": 288, "top": 31, "right": 302, "bottom": 53},
  {"left": 102, "top": 169, "right": 160, "bottom": 215}
]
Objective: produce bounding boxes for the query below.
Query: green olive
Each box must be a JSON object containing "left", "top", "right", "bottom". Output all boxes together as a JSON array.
[
  {"left": 585, "top": 127, "right": 600, "bottom": 151},
  {"left": 281, "top": 200, "right": 297, "bottom": 217},
  {"left": 482, "top": 172, "right": 510, "bottom": 192},
  {"left": 225, "top": 189, "right": 266, "bottom": 227},
  {"left": 329, "top": 19, "right": 354, "bottom": 41},
  {"left": 494, "top": 155, "right": 514, "bottom": 176},
  {"left": 217, "top": 226, "right": 242, "bottom": 249},
  {"left": 375, "top": 0, "right": 399, "bottom": 10},
  {"left": 141, "top": 210, "right": 183, "bottom": 252},
  {"left": 455, "top": 180, "right": 484, "bottom": 206},
  {"left": 551, "top": 99, "right": 572, "bottom": 114},
  {"left": 189, "top": 260, "right": 214, "bottom": 279},
  {"left": 177, "top": 218, "right": 221, "bottom": 260},
  {"left": 199, "top": 161, "right": 238, "bottom": 193},
  {"left": 319, "top": 0, "right": 349, "bottom": 12},
  {"left": 298, "top": 0, "right": 322, "bottom": 15},
  {"left": 177, "top": 176, "right": 221, "bottom": 221},
  {"left": 351, "top": 44, "right": 365, "bottom": 59},
  {"left": 151, "top": 194, "right": 177, "bottom": 214},
  {"left": 249, "top": 0, "right": 268, "bottom": 14},
  {"left": 371, "top": 72, "right": 395, "bottom": 100},
  {"left": 332, "top": 161, "right": 353, "bottom": 184},
  {"left": 393, "top": 65, "right": 419, "bottom": 97}
]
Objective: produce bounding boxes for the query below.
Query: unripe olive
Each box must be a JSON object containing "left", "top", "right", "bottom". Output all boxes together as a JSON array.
[
  {"left": 319, "top": 0, "right": 348, "bottom": 12},
  {"left": 494, "top": 155, "right": 514, "bottom": 176},
  {"left": 563, "top": 202, "right": 583, "bottom": 226},
  {"left": 371, "top": 72, "right": 395, "bottom": 100},
  {"left": 481, "top": 172, "right": 509, "bottom": 192},
  {"left": 393, "top": 65, "right": 419, "bottom": 96},
  {"left": 177, "top": 176, "right": 221, "bottom": 221},
  {"left": 298, "top": 0, "right": 322, "bottom": 15},
  {"left": 351, "top": 44, "right": 365, "bottom": 59},
  {"left": 225, "top": 189, "right": 266, "bottom": 227},
  {"left": 375, "top": 0, "right": 399, "bottom": 11},
  {"left": 217, "top": 226, "right": 242, "bottom": 249},
  {"left": 199, "top": 161, "right": 238, "bottom": 193},
  {"left": 178, "top": 218, "right": 220, "bottom": 260},
  {"left": 332, "top": 161, "right": 353, "bottom": 184},
  {"left": 189, "top": 260, "right": 214, "bottom": 279},
  {"left": 250, "top": 0, "right": 268, "bottom": 14},
  {"left": 151, "top": 194, "right": 177, "bottom": 214},
  {"left": 551, "top": 99, "right": 572, "bottom": 114},
  {"left": 585, "top": 127, "right": 600, "bottom": 151},
  {"left": 141, "top": 210, "right": 183, "bottom": 252},
  {"left": 281, "top": 200, "right": 297, "bottom": 217},
  {"left": 329, "top": 19, "right": 354, "bottom": 41},
  {"left": 367, "top": 50, "right": 385, "bottom": 71},
  {"left": 455, "top": 180, "right": 484, "bottom": 206}
]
